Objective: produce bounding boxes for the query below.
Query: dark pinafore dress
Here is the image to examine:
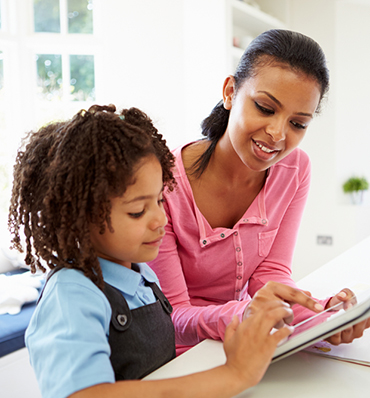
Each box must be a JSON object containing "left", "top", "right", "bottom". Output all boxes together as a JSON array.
[{"left": 37, "top": 264, "right": 176, "bottom": 380}]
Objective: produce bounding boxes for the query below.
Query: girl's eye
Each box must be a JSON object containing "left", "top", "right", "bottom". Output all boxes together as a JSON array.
[
  {"left": 291, "top": 120, "right": 307, "bottom": 130},
  {"left": 129, "top": 210, "right": 145, "bottom": 219},
  {"left": 158, "top": 198, "right": 165, "bottom": 205},
  {"left": 255, "top": 102, "right": 274, "bottom": 115}
]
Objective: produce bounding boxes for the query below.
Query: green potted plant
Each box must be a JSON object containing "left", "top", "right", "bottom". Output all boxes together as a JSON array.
[{"left": 342, "top": 176, "right": 369, "bottom": 205}]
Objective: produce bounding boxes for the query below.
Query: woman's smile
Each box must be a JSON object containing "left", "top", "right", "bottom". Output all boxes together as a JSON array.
[{"left": 251, "top": 138, "right": 280, "bottom": 161}]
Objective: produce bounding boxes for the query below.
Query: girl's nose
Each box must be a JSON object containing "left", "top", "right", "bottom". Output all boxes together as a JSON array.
[{"left": 150, "top": 205, "right": 168, "bottom": 231}]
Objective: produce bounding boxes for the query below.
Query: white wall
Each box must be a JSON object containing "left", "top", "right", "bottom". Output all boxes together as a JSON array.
[
  {"left": 96, "top": 0, "right": 186, "bottom": 149},
  {"left": 96, "top": 0, "right": 229, "bottom": 150},
  {"left": 3, "top": 0, "right": 370, "bottom": 280},
  {"left": 288, "top": 0, "right": 370, "bottom": 280}
]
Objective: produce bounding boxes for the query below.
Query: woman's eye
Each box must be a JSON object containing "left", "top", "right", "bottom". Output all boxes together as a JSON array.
[
  {"left": 291, "top": 120, "right": 307, "bottom": 130},
  {"left": 129, "top": 210, "right": 145, "bottom": 219},
  {"left": 158, "top": 198, "right": 165, "bottom": 205},
  {"left": 255, "top": 102, "right": 274, "bottom": 115}
]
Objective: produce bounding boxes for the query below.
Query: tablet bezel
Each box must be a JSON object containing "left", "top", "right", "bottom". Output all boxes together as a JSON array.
[{"left": 272, "top": 290, "right": 370, "bottom": 362}]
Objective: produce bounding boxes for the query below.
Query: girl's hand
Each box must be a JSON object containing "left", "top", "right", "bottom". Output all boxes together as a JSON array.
[
  {"left": 223, "top": 301, "right": 294, "bottom": 388},
  {"left": 243, "top": 281, "right": 324, "bottom": 327},
  {"left": 325, "top": 288, "right": 370, "bottom": 345}
]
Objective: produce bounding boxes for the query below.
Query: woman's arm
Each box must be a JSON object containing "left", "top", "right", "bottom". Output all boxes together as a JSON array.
[
  {"left": 69, "top": 302, "right": 294, "bottom": 398},
  {"left": 149, "top": 188, "right": 323, "bottom": 347}
]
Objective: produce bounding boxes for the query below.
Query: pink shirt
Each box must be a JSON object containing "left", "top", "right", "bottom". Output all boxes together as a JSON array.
[{"left": 149, "top": 143, "right": 326, "bottom": 354}]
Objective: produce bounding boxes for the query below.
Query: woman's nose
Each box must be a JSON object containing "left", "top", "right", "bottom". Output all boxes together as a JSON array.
[{"left": 266, "top": 121, "right": 286, "bottom": 142}]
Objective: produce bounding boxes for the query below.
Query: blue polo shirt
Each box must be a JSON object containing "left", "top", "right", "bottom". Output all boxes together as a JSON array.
[{"left": 25, "top": 259, "right": 159, "bottom": 398}]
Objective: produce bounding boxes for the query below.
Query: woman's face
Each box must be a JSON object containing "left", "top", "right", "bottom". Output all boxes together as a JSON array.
[{"left": 222, "top": 64, "right": 321, "bottom": 172}]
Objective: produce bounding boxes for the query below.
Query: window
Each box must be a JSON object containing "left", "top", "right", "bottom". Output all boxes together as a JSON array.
[
  {"left": 68, "top": 0, "right": 93, "bottom": 34},
  {"left": 0, "top": 0, "right": 97, "bottom": 214},
  {"left": 34, "top": 0, "right": 93, "bottom": 34},
  {"left": 69, "top": 54, "right": 95, "bottom": 101},
  {"left": 36, "top": 53, "right": 63, "bottom": 100},
  {"left": 36, "top": 52, "right": 95, "bottom": 102},
  {"left": 34, "top": 0, "right": 60, "bottom": 33},
  {"left": 33, "top": 0, "right": 95, "bottom": 104}
]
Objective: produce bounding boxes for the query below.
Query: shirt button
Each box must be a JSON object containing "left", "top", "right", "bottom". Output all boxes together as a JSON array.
[
  {"left": 236, "top": 289, "right": 241, "bottom": 293},
  {"left": 220, "top": 233, "right": 225, "bottom": 238},
  {"left": 203, "top": 240, "right": 207, "bottom": 245},
  {"left": 233, "top": 231, "right": 238, "bottom": 236},
  {"left": 237, "top": 261, "right": 242, "bottom": 266},
  {"left": 236, "top": 247, "right": 241, "bottom": 252},
  {"left": 236, "top": 275, "right": 242, "bottom": 280},
  {"left": 262, "top": 219, "right": 267, "bottom": 224}
]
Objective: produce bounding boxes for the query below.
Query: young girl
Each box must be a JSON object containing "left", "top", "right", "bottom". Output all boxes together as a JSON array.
[{"left": 8, "top": 104, "right": 296, "bottom": 398}]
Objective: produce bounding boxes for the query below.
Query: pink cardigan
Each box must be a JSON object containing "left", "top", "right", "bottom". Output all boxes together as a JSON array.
[{"left": 149, "top": 143, "right": 327, "bottom": 354}]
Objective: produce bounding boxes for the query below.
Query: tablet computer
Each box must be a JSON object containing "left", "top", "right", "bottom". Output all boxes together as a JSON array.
[{"left": 272, "top": 287, "right": 370, "bottom": 362}]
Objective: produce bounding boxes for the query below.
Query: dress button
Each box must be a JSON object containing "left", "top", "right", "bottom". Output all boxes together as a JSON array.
[
  {"left": 220, "top": 233, "right": 225, "bottom": 238},
  {"left": 203, "top": 240, "right": 207, "bottom": 245},
  {"left": 262, "top": 219, "right": 267, "bottom": 224},
  {"left": 236, "top": 289, "right": 241, "bottom": 293},
  {"left": 237, "top": 261, "right": 242, "bottom": 266},
  {"left": 233, "top": 231, "right": 238, "bottom": 236},
  {"left": 117, "top": 314, "right": 128, "bottom": 326},
  {"left": 236, "top": 247, "right": 241, "bottom": 252},
  {"left": 236, "top": 275, "right": 242, "bottom": 280}
]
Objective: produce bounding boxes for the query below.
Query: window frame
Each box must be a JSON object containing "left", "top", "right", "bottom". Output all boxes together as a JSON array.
[{"left": 0, "top": 0, "right": 101, "bottom": 214}]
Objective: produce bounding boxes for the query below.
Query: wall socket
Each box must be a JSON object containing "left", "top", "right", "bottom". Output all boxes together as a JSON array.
[{"left": 317, "top": 235, "right": 333, "bottom": 245}]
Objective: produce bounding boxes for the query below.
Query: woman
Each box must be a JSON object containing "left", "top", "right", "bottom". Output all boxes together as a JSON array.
[{"left": 149, "top": 29, "right": 370, "bottom": 354}]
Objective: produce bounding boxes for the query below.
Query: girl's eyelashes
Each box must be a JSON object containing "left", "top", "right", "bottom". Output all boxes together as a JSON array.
[
  {"left": 129, "top": 210, "right": 145, "bottom": 219},
  {"left": 255, "top": 101, "right": 274, "bottom": 115},
  {"left": 129, "top": 198, "right": 165, "bottom": 219}
]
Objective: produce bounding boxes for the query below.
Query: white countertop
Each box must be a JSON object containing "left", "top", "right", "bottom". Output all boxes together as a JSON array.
[{"left": 145, "top": 236, "right": 370, "bottom": 397}]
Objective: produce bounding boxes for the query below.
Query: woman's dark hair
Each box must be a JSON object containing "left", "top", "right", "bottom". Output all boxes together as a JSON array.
[
  {"left": 192, "top": 29, "right": 330, "bottom": 177},
  {"left": 8, "top": 104, "right": 175, "bottom": 289}
]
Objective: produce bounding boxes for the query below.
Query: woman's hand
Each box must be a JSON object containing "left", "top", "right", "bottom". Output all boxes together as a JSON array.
[
  {"left": 224, "top": 301, "right": 294, "bottom": 389},
  {"left": 325, "top": 288, "right": 370, "bottom": 345},
  {"left": 243, "top": 281, "right": 324, "bottom": 328}
]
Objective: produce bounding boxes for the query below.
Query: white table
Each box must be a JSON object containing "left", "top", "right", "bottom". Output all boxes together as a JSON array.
[
  {"left": 1, "top": 236, "right": 370, "bottom": 397},
  {"left": 145, "top": 236, "right": 370, "bottom": 397}
]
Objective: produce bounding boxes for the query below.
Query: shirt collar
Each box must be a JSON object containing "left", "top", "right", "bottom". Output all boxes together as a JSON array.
[{"left": 98, "top": 258, "right": 157, "bottom": 297}]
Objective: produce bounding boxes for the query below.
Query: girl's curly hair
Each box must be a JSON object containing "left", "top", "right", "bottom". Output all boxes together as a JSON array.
[{"left": 8, "top": 104, "right": 176, "bottom": 289}]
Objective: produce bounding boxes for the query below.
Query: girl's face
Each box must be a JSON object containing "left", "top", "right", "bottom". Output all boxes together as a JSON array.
[
  {"left": 89, "top": 155, "right": 167, "bottom": 269},
  {"left": 221, "top": 64, "right": 321, "bottom": 172}
]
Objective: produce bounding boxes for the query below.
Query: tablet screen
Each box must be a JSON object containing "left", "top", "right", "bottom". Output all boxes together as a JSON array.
[
  {"left": 273, "top": 288, "right": 370, "bottom": 361},
  {"left": 288, "top": 297, "right": 356, "bottom": 339}
]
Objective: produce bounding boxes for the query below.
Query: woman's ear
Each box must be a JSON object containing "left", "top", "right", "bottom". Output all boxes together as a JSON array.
[{"left": 222, "top": 76, "right": 236, "bottom": 110}]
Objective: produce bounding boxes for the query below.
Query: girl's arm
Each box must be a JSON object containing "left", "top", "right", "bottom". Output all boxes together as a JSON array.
[{"left": 69, "top": 302, "right": 294, "bottom": 398}]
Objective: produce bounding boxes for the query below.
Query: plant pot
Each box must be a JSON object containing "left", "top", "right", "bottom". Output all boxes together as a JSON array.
[{"left": 350, "top": 190, "right": 364, "bottom": 205}]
